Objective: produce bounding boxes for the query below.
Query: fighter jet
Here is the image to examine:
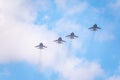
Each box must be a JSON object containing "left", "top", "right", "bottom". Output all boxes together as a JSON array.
[
  {"left": 54, "top": 37, "right": 66, "bottom": 44},
  {"left": 35, "top": 43, "right": 47, "bottom": 49},
  {"left": 88, "top": 24, "right": 101, "bottom": 31},
  {"left": 66, "top": 32, "right": 78, "bottom": 39}
]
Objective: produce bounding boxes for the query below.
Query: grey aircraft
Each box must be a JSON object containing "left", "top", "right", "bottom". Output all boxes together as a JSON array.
[
  {"left": 88, "top": 24, "right": 101, "bottom": 31},
  {"left": 54, "top": 37, "right": 66, "bottom": 44},
  {"left": 35, "top": 43, "right": 47, "bottom": 49},
  {"left": 66, "top": 32, "right": 78, "bottom": 39}
]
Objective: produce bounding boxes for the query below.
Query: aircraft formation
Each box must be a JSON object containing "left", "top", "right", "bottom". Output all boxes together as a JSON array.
[{"left": 35, "top": 24, "right": 101, "bottom": 49}]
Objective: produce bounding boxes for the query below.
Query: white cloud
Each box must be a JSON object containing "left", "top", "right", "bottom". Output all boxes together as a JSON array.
[
  {"left": 54, "top": 18, "right": 81, "bottom": 33},
  {"left": 0, "top": 0, "right": 36, "bottom": 24},
  {"left": 33, "top": 0, "right": 51, "bottom": 12},
  {"left": 55, "top": 0, "right": 88, "bottom": 16},
  {"left": 55, "top": 58, "right": 104, "bottom": 80},
  {"left": 0, "top": 0, "right": 57, "bottom": 64}
]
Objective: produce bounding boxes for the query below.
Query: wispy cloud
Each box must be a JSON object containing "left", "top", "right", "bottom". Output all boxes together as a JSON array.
[
  {"left": 107, "top": 75, "right": 120, "bottom": 80},
  {"left": 33, "top": 0, "right": 51, "bottom": 12},
  {"left": 94, "top": 30, "right": 115, "bottom": 43},
  {"left": 66, "top": 2, "right": 88, "bottom": 16},
  {"left": 90, "top": 24, "right": 115, "bottom": 43},
  {"left": 55, "top": 0, "right": 88, "bottom": 16},
  {"left": 107, "top": 65, "right": 120, "bottom": 80},
  {"left": 55, "top": 0, "right": 67, "bottom": 10},
  {"left": 108, "top": 0, "right": 120, "bottom": 16},
  {"left": 109, "top": 0, "right": 120, "bottom": 9}
]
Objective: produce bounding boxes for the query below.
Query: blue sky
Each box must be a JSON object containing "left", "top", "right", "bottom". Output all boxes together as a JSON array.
[{"left": 0, "top": 0, "right": 120, "bottom": 80}]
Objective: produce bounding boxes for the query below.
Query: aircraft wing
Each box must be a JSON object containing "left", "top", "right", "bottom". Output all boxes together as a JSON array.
[
  {"left": 35, "top": 45, "right": 39, "bottom": 47},
  {"left": 43, "top": 46, "right": 47, "bottom": 48},
  {"left": 66, "top": 35, "right": 70, "bottom": 37},
  {"left": 54, "top": 40, "right": 58, "bottom": 42},
  {"left": 62, "top": 40, "right": 66, "bottom": 42},
  {"left": 97, "top": 27, "right": 101, "bottom": 29},
  {"left": 74, "top": 35, "right": 78, "bottom": 38},
  {"left": 88, "top": 27, "right": 93, "bottom": 29}
]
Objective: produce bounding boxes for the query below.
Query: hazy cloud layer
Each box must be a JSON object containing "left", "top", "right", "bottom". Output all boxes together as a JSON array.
[{"left": 107, "top": 65, "right": 120, "bottom": 80}]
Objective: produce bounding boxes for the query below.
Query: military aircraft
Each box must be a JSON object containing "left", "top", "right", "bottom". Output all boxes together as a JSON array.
[
  {"left": 88, "top": 24, "right": 101, "bottom": 31},
  {"left": 35, "top": 43, "right": 47, "bottom": 49},
  {"left": 54, "top": 37, "right": 66, "bottom": 44},
  {"left": 66, "top": 32, "right": 78, "bottom": 39}
]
